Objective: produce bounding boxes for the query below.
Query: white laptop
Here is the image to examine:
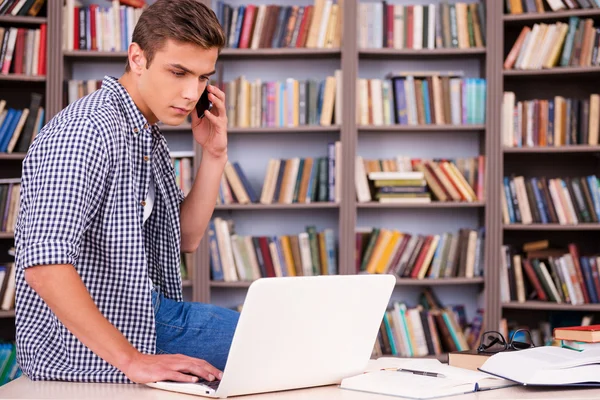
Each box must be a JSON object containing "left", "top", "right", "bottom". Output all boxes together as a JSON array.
[{"left": 146, "top": 274, "right": 396, "bottom": 398}]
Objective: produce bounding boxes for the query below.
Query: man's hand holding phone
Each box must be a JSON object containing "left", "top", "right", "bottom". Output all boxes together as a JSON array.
[{"left": 191, "top": 84, "right": 228, "bottom": 161}]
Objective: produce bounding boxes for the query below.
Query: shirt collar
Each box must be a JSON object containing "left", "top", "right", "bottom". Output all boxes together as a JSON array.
[{"left": 101, "top": 75, "right": 153, "bottom": 135}]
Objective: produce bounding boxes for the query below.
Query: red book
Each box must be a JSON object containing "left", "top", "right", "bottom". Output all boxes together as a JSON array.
[
  {"left": 554, "top": 325, "right": 600, "bottom": 343},
  {"left": 73, "top": 6, "right": 79, "bottom": 50},
  {"left": 569, "top": 244, "right": 591, "bottom": 304},
  {"left": 238, "top": 5, "right": 257, "bottom": 49},
  {"left": 522, "top": 259, "right": 548, "bottom": 301},
  {"left": 38, "top": 23, "right": 46, "bottom": 76},
  {"left": 386, "top": 4, "right": 394, "bottom": 48},
  {"left": 11, "top": 28, "right": 26, "bottom": 75},
  {"left": 406, "top": 6, "right": 414, "bottom": 49},
  {"left": 89, "top": 4, "right": 98, "bottom": 51},
  {"left": 295, "top": 5, "right": 312, "bottom": 48}
]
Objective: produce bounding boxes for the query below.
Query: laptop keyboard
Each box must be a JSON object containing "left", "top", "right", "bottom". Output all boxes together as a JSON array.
[{"left": 197, "top": 379, "right": 221, "bottom": 389}]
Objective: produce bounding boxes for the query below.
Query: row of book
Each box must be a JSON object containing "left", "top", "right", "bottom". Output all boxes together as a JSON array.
[
  {"left": 373, "top": 291, "right": 484, "bottom": 357},
  {"left": 0, "top": 94, "right": 44, "bottom": 154},
  {"left": 223, "top": 72, "right": 341, "bottom": 128},
  {"left": 356, "top": 226, "right": 485, "bottom": 279},
  {"left": 356, "top": 156, "right": 485, "bottom": 204},
  {"left": 357, "top": 73, "right": 486, "bottom": 127},
  {"left": 505, "top": 0, "right": 600, "bottom": 14},
  {"left": 0, "top": 263, "right": 15, "bottom": 311},
  {"left": 0, "top": 181, "right": 19, "bottom": 234},
  {"left": 170, "top": 154, "right": 193, "bottom": 197},
  {"left": 0, "top": 25, "right": 46, "bottom": 76},
  {"left": 358, "top": 2, "right": 485, "bottom": 50},
  {"left": 209, "top": 218, "right": 337, "bottom": 282},
  {"left": 504, "top": 17, "right": 600, "bottom": 70},
  {"left": 0, "top": 0, "right": 45, "bottom": 16},
  {"left": 62, "top": 0, "right": 144, "bottom": 52},
  {"left": 502, "top": 92, "right": 600, "bottom": 147},
  {"left": 215, "top": 1, "right": 342, "bottom": 50},
  {"left": 0, "top": 343, "right": 21, "bottom": 386},
  {"left": 501, "top": 242, "right": 600, "bottom": 305},
  {"left": 502, "top": 175, "right": 600, "bottom": 225}
]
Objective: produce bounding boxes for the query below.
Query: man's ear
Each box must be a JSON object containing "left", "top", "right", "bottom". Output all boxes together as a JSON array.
[{"left": 128, "top": 42, "right": 146, "bottom": 74}]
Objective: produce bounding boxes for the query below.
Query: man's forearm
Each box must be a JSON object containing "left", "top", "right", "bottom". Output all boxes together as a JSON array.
[
  {"left": 24, "top": 264, "right": 139, "bottom": 373},
  {"left": 180, "top": 154, "right": 227, "bottom": 252}
]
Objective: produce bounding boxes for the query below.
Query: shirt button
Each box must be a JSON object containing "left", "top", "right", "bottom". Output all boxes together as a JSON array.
[
  {"left": 141, "top": 200, "right": 147, "bottom": 206},
  {"left": 143, "top": 155, "right": 150, "bottom": 161},
  {"left": 133, "top": 127, "right": 139, "bottom": 133}
]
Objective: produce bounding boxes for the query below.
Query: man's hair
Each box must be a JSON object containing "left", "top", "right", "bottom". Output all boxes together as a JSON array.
[{"left": 125, "top": 0, "right": 225, "bottom": 72}]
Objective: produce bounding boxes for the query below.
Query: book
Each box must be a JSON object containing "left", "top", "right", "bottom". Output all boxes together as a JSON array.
[
  {"left": 339, "top": 357, "right": 512, "bottom": 399},
  {"left": 478, "top": 346, "right": 600, "bottom": 386},
  {"left": 554, "top": 324, "right": 600, "bottom": 342},
  {"left": 448, "top": 349, "right": 491, "bottom": 371}
]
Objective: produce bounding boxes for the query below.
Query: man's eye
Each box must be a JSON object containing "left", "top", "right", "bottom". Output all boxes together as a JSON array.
[{"left": 172, "top": 71, "right": 185, "bottom": 77}]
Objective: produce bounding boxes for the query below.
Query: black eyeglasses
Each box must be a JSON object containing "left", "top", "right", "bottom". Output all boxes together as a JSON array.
[{"left": 477, "top": 329, "right": 535, "bottom": 354}]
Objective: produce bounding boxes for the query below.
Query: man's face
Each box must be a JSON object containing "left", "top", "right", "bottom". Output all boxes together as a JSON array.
[{"left": 137, "top": 39, "right": 218, "bottom": 125}]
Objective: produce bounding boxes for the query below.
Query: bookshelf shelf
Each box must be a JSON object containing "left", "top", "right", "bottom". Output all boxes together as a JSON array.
[
  {"left": 0, "top": 310, "right": 15, "bottom": 319},
  {"left": 358, "top": 48, "right": 486, "bottom": 59},
  {"left": 357, "top": 201, "right": 485, "bottom": 209},
  {"left": 218, "top": 48, "right": 341, "bottom": 59},
  {"left": 63, "top": 50, "right": 128, "bottom": 59},
  {"left": 358, "top": 124, "right": 485, "bottom": 133},
  {"left": 0, "top": 15, "right": 47, "bottom": 24},
  {"left": 0, "top": 74, "right": 45, "bottom": 82},
  {"left": 395, "top": 277, "right": 484, "bottom": 286},
  {"left": 214, "top": 203, "right": 339, "bottom": 211},
  {"left": 503, "top": 9, "right": 600, "bottom": 24},
  {"left": 0, "top": 233, "right": 14, "bottom": 239},
  {"left": 503, "top": 224, "right": 600, "bottom": 231},
  {"left": 503, "top": 146, "right": 600, "bottom": 154},
  {"left": 211, "top": 277, "right": 485, "bottom": 289},
  {"left": 503, "top": 67, "right": 600, "bottom": 77},
  {"left": 503, "top": 301, "right": 600, "bottom": 312},
  {"left": 0, "top": 153, "right": 26, "bottom": 160},
  {"left": 159, "top": 124, "right": 341, "bottom": 134}
]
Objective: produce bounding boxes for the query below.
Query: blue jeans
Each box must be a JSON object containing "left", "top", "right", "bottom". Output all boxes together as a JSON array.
[{"left": 151, "top": 289, "right": 240, "bottom": 371}]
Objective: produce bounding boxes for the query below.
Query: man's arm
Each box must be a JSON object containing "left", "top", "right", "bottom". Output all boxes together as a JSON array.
[
  {"left": 179, "top": 154, "right": 227, "bottom": 253},
  {"left": 24, "top": 264, "right": 222, "bottom": 384}
]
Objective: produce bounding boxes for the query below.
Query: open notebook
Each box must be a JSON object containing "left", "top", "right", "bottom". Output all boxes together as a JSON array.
[
  {"left": 339, "top": 358, "right": 513, "bottom": 399},
  {"left": 478, "top": 346, "right": 600, "bottom": 387}
]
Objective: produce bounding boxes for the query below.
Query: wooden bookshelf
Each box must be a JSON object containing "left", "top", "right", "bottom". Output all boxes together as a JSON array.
[
  {"left": 211, "top": 277, "right": 485, "bottom": 288},
  {"left": 0, "top": 74, "right": 45, "bottom": 82},
  {"left": 503, "top": 8, "right": 600, "bottom": 23},
  {"left": 357, "top": 201, "right": 485, "bottom": 209},
  {"left": 503, "top": 146, "right": 600, "bottom": 154},
  {"left": 0, "top": 15, "right": 46, "bottom": 24},
  {"left": 358, "top": 124, "right": 485, "bottom": 132},
  {"left": 503, "top": 224, "right": 600, "bottom": 231},
  {"left": 0, "top": 153, "right": 26, "bottom": 160},
  {"left": 503, "top": 302, "right": 600, "bottom": 312},
  {"left": 62, "top": 50, "right": 128, "bottom": 59},
  {"left": 503, "top": 67, "right": 600, "bottom": 77},
  {"left": 219, "top": 48, "right": 341, "bottom": 59},
  {"left": 214, "top": 203, "right": 340, "bottom": 211},
  {"left": 160, "top": 124, "right": 341, "bottom": 134},
  {"left": 358, "top": 48, "right": 486, "bottom": 59}
]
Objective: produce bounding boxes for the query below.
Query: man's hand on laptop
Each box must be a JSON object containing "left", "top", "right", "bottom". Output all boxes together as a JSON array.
[{"left": 121, "top": 352, "right": 223, "bottom": 384}]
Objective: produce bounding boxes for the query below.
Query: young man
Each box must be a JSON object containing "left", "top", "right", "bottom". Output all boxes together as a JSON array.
[{"left": 14, "top": 0, "right": 238, "bottom": 385}]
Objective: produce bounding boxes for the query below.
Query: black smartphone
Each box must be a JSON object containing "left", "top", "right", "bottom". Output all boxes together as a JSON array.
[{"left": 196, "top": 88, "right": 213, "bottom": 119}]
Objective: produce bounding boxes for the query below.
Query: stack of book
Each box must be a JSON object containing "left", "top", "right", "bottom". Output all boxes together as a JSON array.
[
  {"left": 357, "top": 72, "right": 486, "bottom": 126},
  {"left": 0, "top": 24, "right": 47, "bottom": 76},
  {"left": 209, "top": 218, "right": 337, "bottom": 281},
  {"left": 217, "top": 161, "right": 257, "bottom": 205},
  {"left": 555, "top": 324, "right": 600, "bottom": 352},
  {"left": 0, "top": 0, "right": 45, "bottom": 16},
  {"left": 504, "top": 16, "right": 600, "bottom": 70},
  {"left": 0, "top": 94, "right": 45, "bottom": 154},
  {"left": 502, "top": 242, "right": 600, "bottom": 305},
  {"left": 372, "top": 290, "right": 484, "bottom": 358},
  {"left": 505, "top": 0, "right": 600, "bottom": 14},
  {"left": 0, "top": 179, "right": 19, "bottom": 233},
  {"left": 62, "top": 0, "right": 145, "bottom": 52},
  {"left": 259, "top": 141, "right": 341, "bottom": 204},
  {"left": 502, "top": 92, "right": 600, "bottom": 147},
  {"left": 215, "top": 0, "right": 342, "bottom": 49},
  {"left": 356, "top": 156, "right": 485, "bottom": 204},
  {"left": 358, "top": 2, "right": 486, "bottom": 50},
  {"left": 356, "top": 226, "right": 485, "bottom": 278},
  {"left": 367, "top": 171, "right": 430, "bottom": 204},
  {"left": 170, "top": 153, "right": 193, "bottom": 197},
  {"left": 502, "top": 175, "right": 600, "bottom": 225},
  {"left": 223, "top": 72, "right": 342, "bottom": 128}
]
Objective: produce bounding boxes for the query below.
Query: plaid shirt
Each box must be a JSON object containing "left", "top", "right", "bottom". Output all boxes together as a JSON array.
[{"left": 14, "top": 76, "right": 185, "bottom": 383}]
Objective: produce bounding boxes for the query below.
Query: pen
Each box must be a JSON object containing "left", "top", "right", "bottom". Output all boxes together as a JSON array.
[{"left": 397, "top": 368, "right": 446, "bottom": 378}]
